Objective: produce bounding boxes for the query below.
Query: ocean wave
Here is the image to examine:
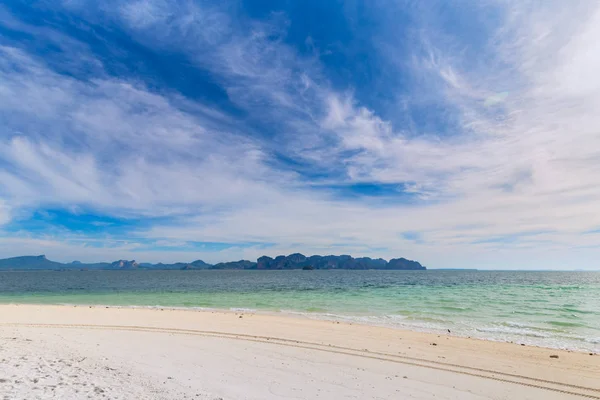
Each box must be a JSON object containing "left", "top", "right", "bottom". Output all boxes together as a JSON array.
[
  {"left": 561, "top": 307, "right": 597, "bottom": 315},
  {"left": 304, "top": 307, "right": 328, "bottom": 312},
  {"left": 475, "top": 326, "right": 551, "bottom": 338},
  {"left": 546, "top": 320, "right": 586, "bottom": 328},
  {"left": 405, "top": 316, "right": 450, "bottom": 324},
  {"left": 436, "top": 306, "right": 472, "bottom": 312},
  {"left": 500, "top": 321, "right": 555, "bottom": 332},
  {"left": 279, "top": 309, "right": 343, "bottom": 319},
  {"left": 500, "top": 321, "right": 577, "bottom": 334},
  {"left": 502, "top": 321, "right": 538, "bottom": 329},
  {"left": 547, "top": 333, "right": 600, "bottom": 345},
  {"left": 278, "top": 310, "right": 411, "bottom": 326}
]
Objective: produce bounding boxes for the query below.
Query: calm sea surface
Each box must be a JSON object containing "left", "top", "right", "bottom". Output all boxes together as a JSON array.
[{"left": 1, "top": 270, "right": 598, "bottom": 352}]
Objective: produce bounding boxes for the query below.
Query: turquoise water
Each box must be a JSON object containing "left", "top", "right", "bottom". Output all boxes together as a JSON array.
[{"left": 0, "top": 270, "right": 598, "bottom": 352}]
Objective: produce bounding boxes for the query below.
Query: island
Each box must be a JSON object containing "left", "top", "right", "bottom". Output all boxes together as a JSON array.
[{"left": 0, "top": 254, "right": 426, "bottom": 271}]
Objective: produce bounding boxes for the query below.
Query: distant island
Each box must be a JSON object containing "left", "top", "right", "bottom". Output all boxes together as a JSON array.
[{"left": 0, "top": 254, "right": 426, "bottom": 271}]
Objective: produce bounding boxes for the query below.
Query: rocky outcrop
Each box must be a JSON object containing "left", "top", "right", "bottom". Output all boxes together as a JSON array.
[
  {"left": 387, "top": 258, "right": 426, "bottom": 270},
  {"left": 110, "top": 260, "right": 139, "bottom": 269},
  {"left": 257, "top": 256, "right": 274, "bottom": 270},
  {"left": 141, "top": 259, "right": 212, "bottom": 270},
  {"left": 253, "top": 254, "right": 425, "bottom": 270},
  {"left": 189, "top": 259, "right": 211, "bottom": 269},
  {"left": 211, "top": 260, "right": 257, "bottom": 269},
  {"left": 0, "top": 255, "right": 61, "bottom": 270}
]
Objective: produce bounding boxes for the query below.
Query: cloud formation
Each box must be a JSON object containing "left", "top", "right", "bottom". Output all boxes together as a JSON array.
[{"left": 0, "top": 1, "right": 599, "bottom": 269}]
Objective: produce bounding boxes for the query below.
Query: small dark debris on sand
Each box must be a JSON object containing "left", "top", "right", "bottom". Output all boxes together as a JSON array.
[
  {"left": 550, "top": 355, "right": 559, "bottom": 359},
  {"left": 430, "top": 343, "right": 437, "bottom": 346}
]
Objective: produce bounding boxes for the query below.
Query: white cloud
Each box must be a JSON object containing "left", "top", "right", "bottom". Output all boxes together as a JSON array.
[
  {"left": 0, "top": 45, "right": 293, "bottom": 216},
  {"left": 308, "top": 1, "right": 600, "bottom": 234},
  {"left": 0, "top": 200, "right": 10, "bottom": 225},
  {"left": 1, "top": 1, "right": 600, "bottom": 269}
]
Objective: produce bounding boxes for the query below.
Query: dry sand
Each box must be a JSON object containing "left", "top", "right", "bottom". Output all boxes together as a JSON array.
[{"left": 1, "top": 304, "right": 599, "bottom": 399}]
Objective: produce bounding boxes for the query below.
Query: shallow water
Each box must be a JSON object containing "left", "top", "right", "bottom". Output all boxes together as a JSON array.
[{"left": 1, "top": 270, "right": 598, "bottom": 352}]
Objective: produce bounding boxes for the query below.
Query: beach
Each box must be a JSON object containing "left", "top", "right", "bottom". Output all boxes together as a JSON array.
[{"left": 1, "top": 305, "right": 598, "bottom": 399}]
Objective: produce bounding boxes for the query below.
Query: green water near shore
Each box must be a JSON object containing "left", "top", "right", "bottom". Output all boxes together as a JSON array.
[{"left": 1, "top": 270, "right": 599, "bottom": 352}]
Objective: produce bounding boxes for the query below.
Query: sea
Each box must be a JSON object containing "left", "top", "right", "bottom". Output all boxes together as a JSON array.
[{"left": 0, "top": 270, "right": 598, "bottom": 353}]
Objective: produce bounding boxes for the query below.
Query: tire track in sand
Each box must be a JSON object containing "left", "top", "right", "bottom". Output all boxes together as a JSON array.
[{"left": 3, "top": 323, "right": 599, "bottom": 399}]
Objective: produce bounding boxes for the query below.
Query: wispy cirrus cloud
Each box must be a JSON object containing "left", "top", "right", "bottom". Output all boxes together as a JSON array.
[{"left": 0, "top": 1, "right": 599, "bottom": 268}]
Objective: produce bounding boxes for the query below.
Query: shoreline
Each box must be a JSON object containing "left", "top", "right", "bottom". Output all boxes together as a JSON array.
[
  {"left": 1, "top": 301, "right": 597, "bottom": 354},
  {"left": 1, "top": 304, "right": 599, "bottom": 399},
  {"left": 0, "top": 304, "right": 600, "bottom": 400}
]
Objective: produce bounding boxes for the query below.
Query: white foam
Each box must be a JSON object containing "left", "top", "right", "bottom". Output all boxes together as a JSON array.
[{"left": 475, "top": 326, "right": 550, "bottom": 338}]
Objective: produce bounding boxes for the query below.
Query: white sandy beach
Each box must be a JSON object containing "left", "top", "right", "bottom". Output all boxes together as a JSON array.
[{"left": 1, "top": 305, "right": 599, "bottom": 400}]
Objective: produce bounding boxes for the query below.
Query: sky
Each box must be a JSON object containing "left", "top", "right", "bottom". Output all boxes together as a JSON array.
[{"left": 0, "top": 1, "right": 599, "bottom": 269}]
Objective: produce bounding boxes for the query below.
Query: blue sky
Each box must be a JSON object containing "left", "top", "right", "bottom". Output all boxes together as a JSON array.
[{"left": 1, "top": 1, "right": 600, "bottom": 269}]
